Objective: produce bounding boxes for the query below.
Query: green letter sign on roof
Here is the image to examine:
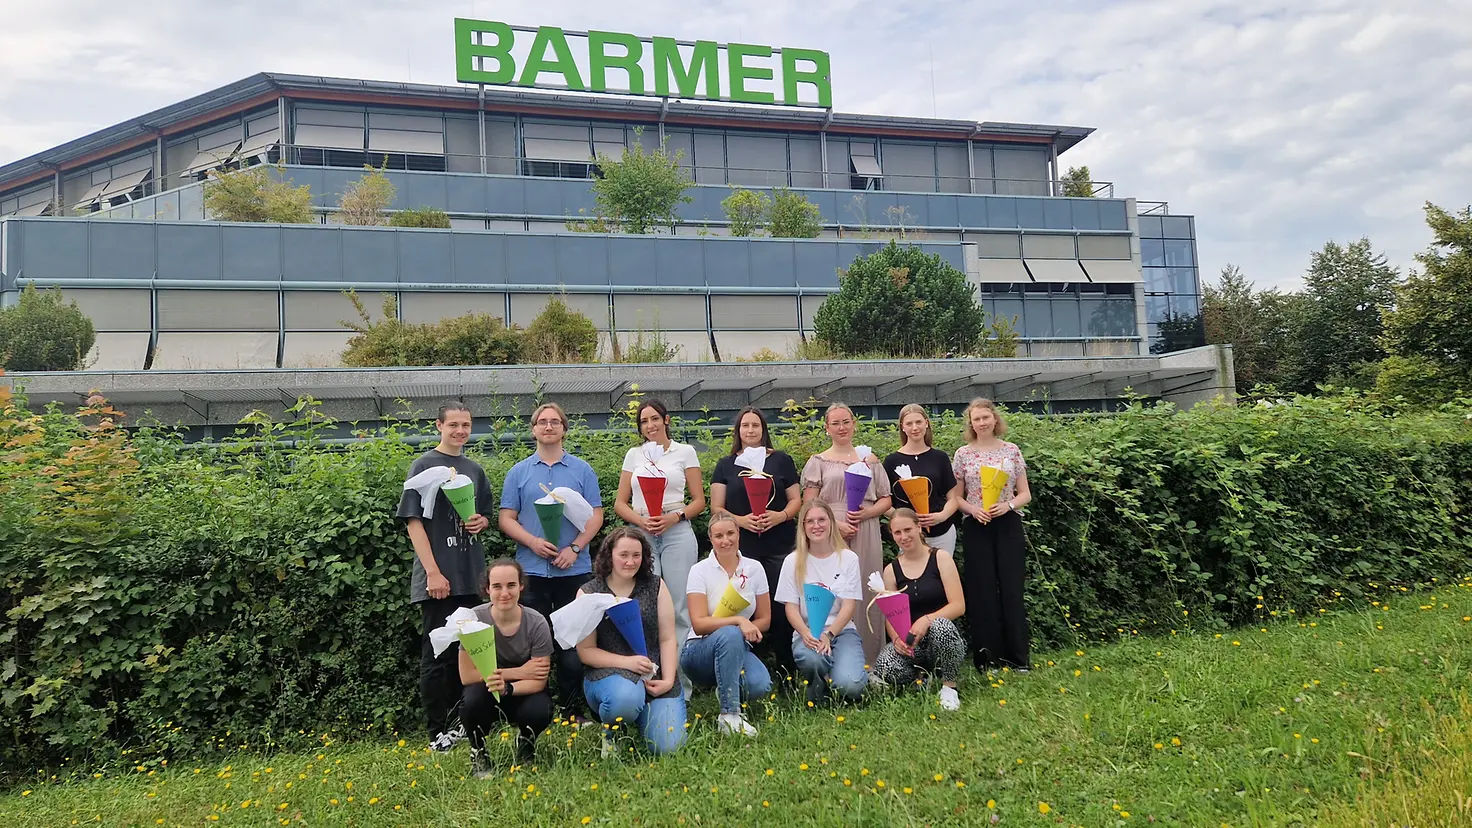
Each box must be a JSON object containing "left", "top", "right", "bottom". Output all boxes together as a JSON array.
[{"left": 453, "top": 19, "right": 831, "bottom": 108}]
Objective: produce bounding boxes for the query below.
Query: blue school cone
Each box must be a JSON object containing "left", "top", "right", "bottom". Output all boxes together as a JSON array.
[
  {"left": 604, "top": 599, "right": 648, "bottom": 657},
  {"left": 802, "top": 583, "right": 837, "bottom": 639}
]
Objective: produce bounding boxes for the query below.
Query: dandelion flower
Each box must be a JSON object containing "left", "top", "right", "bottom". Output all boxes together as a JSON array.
[
  {"left": 583, "top": 819, "right": 592, "bottom": 825},
  {"left": 933, "top": 774, "right": 944, "bottom": 782},
  {"left": 987, "top": 799, "right": 997, "bottom": 808},
  {"left": 1038, "top": 802, "right": 1052, "bottom": 814}
]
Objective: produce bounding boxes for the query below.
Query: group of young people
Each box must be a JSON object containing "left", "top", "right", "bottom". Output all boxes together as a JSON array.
[{"left": 396, "top": 398, "right": 1032, "bottom": 777}]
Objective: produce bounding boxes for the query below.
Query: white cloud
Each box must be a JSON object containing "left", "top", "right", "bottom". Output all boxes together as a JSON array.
[{"left": 2, "top": 0, "right": 1468, "bottom": 290}]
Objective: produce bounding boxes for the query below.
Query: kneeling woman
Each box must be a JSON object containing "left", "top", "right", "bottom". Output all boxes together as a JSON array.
[
  {"left": 681, "top": 514, "right": 773, "bottom": 737},
  {"left": 775, "top": 501, "right": 866, "bottom": 705},
  {"left": 459, "top": 558, "right": 555, "bottom": 779},
  {"left": 576, "top": 527, "right": 687, "bottom": 755},
  {"left": 873, "top": 509, "right": 967, "bottom": 711}
]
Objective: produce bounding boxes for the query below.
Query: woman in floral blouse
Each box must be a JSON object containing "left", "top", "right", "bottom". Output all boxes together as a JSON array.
[{"left": 952, "top": 398, "right": 1033, "bottom": 673}]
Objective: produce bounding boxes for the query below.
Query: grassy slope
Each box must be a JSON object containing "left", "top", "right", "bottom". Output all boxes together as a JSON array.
[{"left": 5, "top": 579, "right": 1471, "bottom": 828}]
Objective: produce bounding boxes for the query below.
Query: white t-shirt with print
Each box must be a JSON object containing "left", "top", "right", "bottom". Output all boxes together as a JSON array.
[
  {"left": 774, "top": 548, "right": 862, "bottom": 632},
  {"left": 622, "top": 441, "right": 701, "bottom": 515},
  {"left": 685, "top": 553, "right": 769, "bottom": 641}
]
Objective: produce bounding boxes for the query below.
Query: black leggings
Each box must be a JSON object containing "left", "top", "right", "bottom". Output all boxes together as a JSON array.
[
  {"left": 419, "top": 594, "right": 483, "bottom": 737},
  {"left": 522, "top": 573, "right": 591, "bottom": 718},
  {"left": 959, "top": 513, "right": 1030, "bottom": 669},
  {"left": 461, "top": 682, "right": 553, "bottom": 758}
]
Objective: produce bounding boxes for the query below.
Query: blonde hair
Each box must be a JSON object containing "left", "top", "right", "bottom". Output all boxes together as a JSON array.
[
  {"left": 793, "top": 500, "right": 844, "bottom": 588},
  {"left": 823, "top": 402, "right": 855, "bottom": 426},
  {"left": 888, "top": 508, "right": 930, "bottom": 553},
  {"left": 530, "top": 402, "right": 568, "bottom": 430},
  {"left": 896, "top": 403, "right": 933, "bottom": 447},
  {"left": 963, "top": 398, "right": 1007, "bottom": 441}
]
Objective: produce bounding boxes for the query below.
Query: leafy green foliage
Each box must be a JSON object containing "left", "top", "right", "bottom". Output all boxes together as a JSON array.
[
  {"left": 202, "top": 164, "right": 314, "bottom": 223},
  {"left": 0, "top": 285, "right": 97, "bottom": 371},
  {"left": 1061, "top": 165, "right": 1096, "bottom": 197},
  {"left": 610, "top": 328, "right": 680, "bottom": 363},
  {"left": 721, "top": 187, "right": 768, "bottom": 237},
  {"left": 766, "top": 188, "right": 823, "bottom": 238},
  {"left": 3, "top": 389, "right": 1471, "bottom": 780},
  {"left": 1283, "top": 238, "right": 1398, "bottom": 391},
  {"left": 580, "top": 131, "right": 693, "bottom": 234},
  {"left": 1381, "top": 203, "right": 1472, "bottom": 399},
  {"left": 341, "top": 293, "right": 521, "bottom": 367},
  {"left": 337, "top": 164, "right": 396, "bottom": 226},
  {"left": 1203, "top": 264, "right": 1304, "bottom": 395},
  {"left": 521, "top": 296, "right": 600, "bottom": 364},
  {"left": 813, "top": 242, "right": 1002, "bottom": 358},
  {"left": 388, "top": 207, "right": 452, "bottom": 228}
]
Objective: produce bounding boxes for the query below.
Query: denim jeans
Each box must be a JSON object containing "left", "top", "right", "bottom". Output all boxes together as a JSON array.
[
  {"left": 679, "top": 625, "right": 774, "bottom": 714},
  {"left": 790, "top": 628, "right": 867, "bottom": 702},
  {"left": 647, "top": 520, "right": 698, "bottom": 649},
  {"left": 583, "top": 674, "right": 688, "bottom": 755}
]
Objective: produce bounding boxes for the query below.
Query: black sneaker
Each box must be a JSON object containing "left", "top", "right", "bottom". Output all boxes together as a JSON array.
[
  {"left": 516, "top": 735, "right": 537, "bottom": 767},
  {"left": 428, "top": 723, "right": 466, "bottom": 753},
  {"left": 469, "top": 747, "right": 494, "bottom": 780}
]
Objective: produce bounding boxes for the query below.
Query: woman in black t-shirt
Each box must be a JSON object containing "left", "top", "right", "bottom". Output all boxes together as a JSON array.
[
  {"left": 872, "top": 509, "right": 967, "bottom": 711},
  {"left": 709, "top": 406, "right": 801, "bottom": 674},
  {"left": 883, "top": 404, "right": 960, "bottom": 553}
]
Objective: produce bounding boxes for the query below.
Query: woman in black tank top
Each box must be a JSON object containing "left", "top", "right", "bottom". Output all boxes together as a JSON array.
[{"left": 872, "top": 509, "right": 968, "bottom": 711}]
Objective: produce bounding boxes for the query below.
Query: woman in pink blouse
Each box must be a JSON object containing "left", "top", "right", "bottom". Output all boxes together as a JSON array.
[
  {"left": 801, "top": 403, "right": 892, "bottom": 662},
  {"left": 952, "top": 398, "right": 1033, "bottom": 673}
]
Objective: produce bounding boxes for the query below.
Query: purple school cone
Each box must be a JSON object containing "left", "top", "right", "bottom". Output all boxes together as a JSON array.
[
  {"left": 843, "top": 469, "right": 871, "bottom": 514},
  {"left": 875, "top": 592, "right": 912, "bottom": 642},
  {"left": 604, "top": 599, "right": 648, "bottom": 657},
  {"left": 802, "top": 583, "right": 837, "bottom": 639}
]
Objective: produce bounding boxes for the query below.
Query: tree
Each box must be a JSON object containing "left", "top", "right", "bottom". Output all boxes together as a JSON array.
[
  {"left": 1381, "top": 203, "right": 1472, "bottom": 392},
  {"left": 813, "top": 242, "right": 995, "bottom": 358},
  {"left": 1061, "top": 166, "right": 1095, "bottom": 198},
  {"left": 337, "top": 165, "right": 396, "bottom": 226},
  {"left": 202, "top": 164, "right": 314, "bottom": 223},
  {"left": 767, "top": 188, "right": 823, "bottom": 238},
  {"left": 584, "top": 131, "right": 693, "bottom": 234},
  {"left": 0, "top": 284, "right": 97, "bottom": 371},
  {"left": 388, "top": 207, "right": 452, "bottom": 228},
  {"left": 1202, "top": 264, "right": 1305, "bottom": 394},
  {"left": 341, "top": 293, "right": 521, "bottom": 367},
  {"left": 722, "top": 187, "right": 768, "bottom": 236},
  {"left": 1281, "top": 238, "right": 1398, "bottom": 391},
  {"left": 522, "top": 296, "right": 600, "bottom": 363}
]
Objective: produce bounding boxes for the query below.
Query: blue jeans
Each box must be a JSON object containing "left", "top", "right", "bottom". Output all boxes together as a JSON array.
[
  {"left": 583, "top": 674, "right": 688, "bottom": 755},
  {"left": 791, "top": 628, "right": 867, "bottom": 702},
  {"left": 647, "top": 521, "right": 698, "bottom": 649},
  {"left": 679, "top": 625, "right": 774, "bottom": 714}
]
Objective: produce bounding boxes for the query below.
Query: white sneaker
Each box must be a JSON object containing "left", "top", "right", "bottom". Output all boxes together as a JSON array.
[
  {"left": 938, "top": 686, "right": 961, "bottom": 711},
  {"left": 428, "top": 723, "right": 466, "bottom": 753},
  {"left": 718, "top": 713, "right": 759, "bottom": 737},
  {"left": 600, "top": 730, "right": 615, "bottom": 759}
]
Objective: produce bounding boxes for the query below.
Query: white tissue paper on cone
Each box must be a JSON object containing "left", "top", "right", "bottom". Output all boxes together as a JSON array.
[
  {"left": 893, "top": 464, "right": 917, "bottom": 481},
  {"left": 403, "top": 466, "right": 456, "bottom": 519},
  {"left": 867, "top": 571, "right": 888, "bottom": 595},
  {"left": 845, "top": 460, "right": 874, "bottom": 477},
  {"left": 550, "top": 593, "right": 630, "bottom": 650},
  {"left": 634, "top": 442, "right": 667, "bottom": 479},
  {"left": 734, "top": 446, "right": 769, "bottom": 476},
  {"left": 533, "top": 486, "right": 595, "bottom": 532},
  {"left": 428, "top": 606, "right": 493, "bottom": 657}
]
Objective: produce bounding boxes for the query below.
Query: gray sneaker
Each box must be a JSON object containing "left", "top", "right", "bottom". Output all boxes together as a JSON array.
[
  {"left": 428, "top": 723, "right": 466, "bottom": 753},
  {"left": 469, "top": 747, "right": 494, "bottom": 780}
]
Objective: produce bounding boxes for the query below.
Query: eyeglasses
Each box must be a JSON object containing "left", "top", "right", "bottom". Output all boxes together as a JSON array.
[{"left": 533, "top": 419, "right": 563, "bottom": 428}]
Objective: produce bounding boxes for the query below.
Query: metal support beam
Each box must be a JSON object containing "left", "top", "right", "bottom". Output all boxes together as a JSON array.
[
  {"left": 814, "top": 377, "right": 847, "bottom": 400},
  {"left": 1049, "top": 372, "right": 1100, "bottom": 396},
  {"left": 1103, "top": 372, "right": 1155, "bottom": 396},
  {"left": 874, "top": 376, "right": 911, "bottom": 402},
  {"left": 609, "top": 380, "right": 630, "bottom": 408},
  {"left": 1158, "top": 371, "right": 1217, "bottom": 395},
  {"left": 935, "top": 375, "right": 977, "bottom": 397},
  {"left": 993, "top": 374, "right": 1040, "bottom": 397},
  {"left": 679, "top": 379, "right": 703, "bottom": 407},
  {"left": 181, "top": 392, "right": 209, "bottom": 421},
  {"left": 745, "top": 379, "right": 775, "bottom": 404}
]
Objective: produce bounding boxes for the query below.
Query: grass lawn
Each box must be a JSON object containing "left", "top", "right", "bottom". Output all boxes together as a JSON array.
[{"left": 5, "top": 579, "right": 1472, "bottom": 827}]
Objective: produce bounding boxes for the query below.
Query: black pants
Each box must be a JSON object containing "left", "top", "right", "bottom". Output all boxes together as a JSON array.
[
  {"left": 960, "top": 513, "right": 1030, "bottom": 670},
  {"left": 419, "top": 594, "right": 482, "bottom": 738},
  {"left": 461, "top": 682, "right": 554, "bottom": 761},
  {"left": 522, "top": 572, "right": 592, "bottom": 718},
  {"left": 754, "top": 555, "right": 796, "bottom": 678}
]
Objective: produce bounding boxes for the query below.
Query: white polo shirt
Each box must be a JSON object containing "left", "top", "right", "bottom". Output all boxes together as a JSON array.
[{"left": 685, "top": 552, "right": 769, "bottom": 641}]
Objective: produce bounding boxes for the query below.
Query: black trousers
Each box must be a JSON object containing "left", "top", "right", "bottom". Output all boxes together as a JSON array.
[
  {"left": 754, "top": 555, "right": 796, "bottom": 678},
  {"left": 522, "top": 572, "right": 592, "bottom": 718},
  {"left": 461, "top": 682, "right": 554, "bottom": 760},
  {"left": 959, "top": 513, "right": 1030, "bottom": 670},
  {"left": 419, "top": 594, "right": 483, "bottom": 738}
]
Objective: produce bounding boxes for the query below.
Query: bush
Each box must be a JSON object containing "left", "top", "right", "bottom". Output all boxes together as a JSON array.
[
  {"left": 202, "top": 165, "right": 314, "bottom": 223},
  {"left": 722, "top": 187, "right": 768, "bottom": 237},
  {"left": 611, "top": 328, "right": 680, "bottom": 363},
  {"left": 388, "top": 207, "right": 452, "bottom": 229},
  {"left": 337, "top": 165, "right": 396, "bottom": 226},
  {"left": 4, "top": 391, "right": 1472, "bottom": 778},
  {"left": 0, "top": 284, "right": 97, "bottom": 371},
  {"left": 341, "top": 293, "right": 521, "bottom": 367},
  {"left": 814, "top": 242, "right": 1003, "bottom": 357},
  {"left": 582, "top": 130, "right": 693, "bottom": 234},
  {"left": 767, "top": 187, "right": 822, "bottom": 238},
  {"left": 522, "top": 296, "right": 600, "bottom": 363}
]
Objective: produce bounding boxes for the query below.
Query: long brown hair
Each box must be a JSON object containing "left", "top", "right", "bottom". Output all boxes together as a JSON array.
[
  {"left": 728, "top": 406, "right": 773, "bottom": 455},
  {"left": 896, "top": 403, "right": 934, "bottom": 447}
]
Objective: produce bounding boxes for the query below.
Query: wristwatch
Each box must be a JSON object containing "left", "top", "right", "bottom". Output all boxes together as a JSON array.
[{"left": 569, "top": 543, "right": 581, "bottom": 554}]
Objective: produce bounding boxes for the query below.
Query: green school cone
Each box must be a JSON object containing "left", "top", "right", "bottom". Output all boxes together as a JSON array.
[
  {"left": 442, "top": 475, "right": 477, "bottom": 522},
  {"left": 459, "top": 625, "right": 499, "bottom": 700},
  {"left": 534, "top": 499, "right": 566, "bottom": 547}
]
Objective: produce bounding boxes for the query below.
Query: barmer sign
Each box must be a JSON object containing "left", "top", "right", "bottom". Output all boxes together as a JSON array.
[{"left": 454, "top": 19, "right": 832, "bottom": 108}]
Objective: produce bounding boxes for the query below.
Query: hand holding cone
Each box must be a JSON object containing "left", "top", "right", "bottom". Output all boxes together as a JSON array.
[{"left": 979, "top": 466, "right": 1010, "bottom": 509}]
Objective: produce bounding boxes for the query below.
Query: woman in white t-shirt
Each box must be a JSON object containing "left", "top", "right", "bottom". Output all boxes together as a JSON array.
[
  {"left": 680, "top": 514, "right": 773, "bottom": 737},
  {"left": 774, "top": 500, "right": 866, "bottom": 706},
  {"left": 615, "top": 399, "right": 706, "bottom": 650}
]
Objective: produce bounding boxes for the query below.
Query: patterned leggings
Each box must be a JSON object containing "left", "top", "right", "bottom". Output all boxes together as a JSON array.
[{"left": 872, "top": 616, "right": 966, "bottom": 687}]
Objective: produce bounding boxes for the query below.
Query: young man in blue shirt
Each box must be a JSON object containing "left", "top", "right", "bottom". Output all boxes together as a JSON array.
[{"left": 498, "top": 402, "right": 605, "bottom": 720}]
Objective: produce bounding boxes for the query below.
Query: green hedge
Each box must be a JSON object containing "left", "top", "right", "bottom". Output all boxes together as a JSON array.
[{"left": 2, "top": 391, "right": 1470, "bottom": 777}]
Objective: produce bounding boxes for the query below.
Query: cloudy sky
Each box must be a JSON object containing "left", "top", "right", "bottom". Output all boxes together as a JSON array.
[{"left": 1, "top": 0, "right": 1468, "bottom": 290}]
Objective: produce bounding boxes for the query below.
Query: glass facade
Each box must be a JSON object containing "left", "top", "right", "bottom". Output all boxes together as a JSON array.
[{"left": 1137, "top": 212, "right": 1204, "bottom": 353}]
